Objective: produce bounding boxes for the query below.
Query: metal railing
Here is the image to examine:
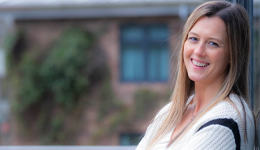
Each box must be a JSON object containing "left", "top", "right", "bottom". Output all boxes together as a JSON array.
[{"left": 0, "top": 146, "right": 137, "bottom": 150}]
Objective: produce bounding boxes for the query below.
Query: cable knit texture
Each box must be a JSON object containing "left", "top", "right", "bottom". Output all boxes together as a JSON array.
[{"left": 136, "top": 94, "right": 255, "bottom": 150}]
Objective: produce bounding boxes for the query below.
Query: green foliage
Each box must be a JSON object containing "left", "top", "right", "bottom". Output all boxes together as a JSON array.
[
  {"left": 44, "top": 114, "right": 65, "bottom": 144},
  {"left": 14, "top": 54, "right": 45, "bottom": 112},
  {"left": 12, "top": 28, "right": 95, "bottom": 113},
  {"left": 6, "top": 28, "right": 106, "bottom": 144},
  {"left": 40, "top": 28, "right": 93, "bottom": 108},
  {"left": 4, "top": 31, "right": 25, "bottom": 71}
]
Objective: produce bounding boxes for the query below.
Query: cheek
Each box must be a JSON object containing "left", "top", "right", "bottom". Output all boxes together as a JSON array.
[
  {"left": 183, "top": 49, "right": 190, "bottom": 69},
  {"left": 183, "top": 42, "right": 188, "bottom": 57},
  {"left": 213, "top": 52, "right": 229, "bottom": 70},
  {"left": 216, "top": 51, "right": 229, "bottom": 63},
  {"left": 183, "top": 44, "right": 191, "bottom": 61},
  {"left": 220, "top": 47, "right": 230, "bottom": 63}
]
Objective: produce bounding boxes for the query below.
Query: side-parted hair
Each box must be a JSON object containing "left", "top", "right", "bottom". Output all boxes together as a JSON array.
[{"left": 147, "top": 1, "right": 251, "bottom": 149}]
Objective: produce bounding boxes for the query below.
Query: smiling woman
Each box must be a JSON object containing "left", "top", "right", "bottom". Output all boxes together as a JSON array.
[
  {"left": 184, "top": 16, "right": 230, "bottom": 89},
  {"left": 136, "top": 1, "right": 255, "bottom": 150}
]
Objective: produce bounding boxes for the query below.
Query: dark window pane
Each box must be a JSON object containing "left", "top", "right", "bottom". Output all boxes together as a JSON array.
[
  {"left": 122, "top": 27, "right": 144, "bottom": 42},
  {"left": 159, "top": 46, "right": 169, "bottom": 80},
  {"left": 148, "top": 45, "right": 169, "bottom": 81},
  {"left": 121, "top": 45, "right": 145, "bottom": 81},
  {"left": 120, "top": 25, "right": 169, "bottom": 82},
  {"left": 148, "top": 26, "right": 168, "bottom": 41},
  {"left": 120, "top": 133, "right": 143, "bottom": 145}
]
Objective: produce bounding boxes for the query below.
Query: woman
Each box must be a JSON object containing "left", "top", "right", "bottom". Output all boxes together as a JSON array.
[{"left": 136, "top": 1, "right": 255, "bottom": 150}]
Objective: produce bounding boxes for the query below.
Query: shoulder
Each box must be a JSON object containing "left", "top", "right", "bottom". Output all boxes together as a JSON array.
[
  {"left": 199, "top": 94, "right": 254, "bottom": 125},
  {"left": 196, "top": 118, "right": 241, "bottom": 149},
  {"left": 154, "top": 102, "right": 172, "bottom": 120},
  {"left": 218, "top": 94, "right": 254, "bottom": 129},
  {"left": 228, "top": 94, "right": 254, "bottom": 121},
  {"left": 193, "top": 94, "right": 255, "bottom": 149},
  {"left": 183, "top": 119, "right": 239, "bottom": 150}
]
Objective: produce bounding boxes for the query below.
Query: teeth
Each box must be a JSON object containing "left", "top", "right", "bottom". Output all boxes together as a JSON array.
[{"left": 192, "top": 59, "right": 208, "bottom": 67}]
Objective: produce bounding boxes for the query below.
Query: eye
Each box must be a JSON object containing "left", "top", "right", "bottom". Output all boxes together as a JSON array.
[
  {"left": 208, "top": 41, "right": 219, "bottom": 47},
  {"left": 188, "top": 37, "right": 198, "bottom": 42}
]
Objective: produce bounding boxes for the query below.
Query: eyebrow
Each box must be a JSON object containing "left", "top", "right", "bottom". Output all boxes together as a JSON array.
[{"left": 188, "top": 31, "right": 225, "bottom": 46}]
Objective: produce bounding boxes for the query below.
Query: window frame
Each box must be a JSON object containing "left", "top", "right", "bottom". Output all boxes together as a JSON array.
[{"left": 119, "top": 24, "right": 170, "bottom": 83}]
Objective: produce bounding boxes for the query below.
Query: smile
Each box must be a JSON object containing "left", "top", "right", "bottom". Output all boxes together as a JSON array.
[{"left": 191, "top": 59, "right": 209, "bottom": 67}]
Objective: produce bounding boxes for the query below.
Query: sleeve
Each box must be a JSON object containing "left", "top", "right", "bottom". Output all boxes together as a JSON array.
[{"left": 181, "top": 118, "right": 240, "bottom": 150}]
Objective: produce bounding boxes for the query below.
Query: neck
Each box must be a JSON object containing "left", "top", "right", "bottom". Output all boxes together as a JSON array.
[{"left": 193, "top": 79, "right": 223, "bottom": 114}]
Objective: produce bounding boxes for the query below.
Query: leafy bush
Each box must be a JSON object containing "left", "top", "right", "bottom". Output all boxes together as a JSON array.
[
  {"left": 5, "top": 28, "right": 107, "bottom": 144},
  {"left": 39, "top": 28, "right": 93, "bottom": 109},
  {"left": 9, "top": 28, "right": 95, "bottom": 113}
]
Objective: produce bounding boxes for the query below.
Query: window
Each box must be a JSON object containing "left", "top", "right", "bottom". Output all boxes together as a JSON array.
[
  {"left": 120, "top": 25, "right": 169, "bottom": 82},
  {"left": 120, "top": 133, "right": 143, "bottom": 145}
]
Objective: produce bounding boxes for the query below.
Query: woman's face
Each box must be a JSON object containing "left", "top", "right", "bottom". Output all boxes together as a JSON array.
[{"left": 183, "top": 16, "right": 230, "bottom": 86}]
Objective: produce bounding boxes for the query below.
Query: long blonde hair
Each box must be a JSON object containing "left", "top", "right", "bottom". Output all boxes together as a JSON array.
[{"left": 147, "top": 1, "right": 251, "bottom": 149}]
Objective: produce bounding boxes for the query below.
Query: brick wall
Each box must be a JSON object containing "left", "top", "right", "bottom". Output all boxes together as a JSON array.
[{"left": 13, "top": 16, "right": 183, "bottom": 145}]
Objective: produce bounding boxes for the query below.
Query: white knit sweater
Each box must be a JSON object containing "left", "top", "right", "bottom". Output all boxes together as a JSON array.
[{"left": 136, "top": 94, "right": 255, "bottom": 150}]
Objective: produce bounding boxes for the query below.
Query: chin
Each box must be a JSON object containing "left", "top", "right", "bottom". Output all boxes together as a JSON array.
[{"left": 187, "top": 74, "right": 203, "bottom": 82}]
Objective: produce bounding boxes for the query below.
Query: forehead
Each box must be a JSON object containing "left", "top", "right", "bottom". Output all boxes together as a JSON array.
[{"left": 189, "top": 16, "right": 227, "bottom": 42}]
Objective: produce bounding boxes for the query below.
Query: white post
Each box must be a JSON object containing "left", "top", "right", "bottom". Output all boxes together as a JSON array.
[
  {"left": 0, "top": 16, "right": 14, "bottom": 145},
  {"left": 0, "top": 16, "right": 14, "bottom": 78}
]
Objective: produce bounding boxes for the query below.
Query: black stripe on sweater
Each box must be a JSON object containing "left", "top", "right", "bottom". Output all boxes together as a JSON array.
[{"left": 197, "top": 118, "right": 240, "bottom": 150}]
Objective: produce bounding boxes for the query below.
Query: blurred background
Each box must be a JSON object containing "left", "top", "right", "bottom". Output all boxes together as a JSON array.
[{"left": 0, "top": 0, "right": 258, "bottom": 147}]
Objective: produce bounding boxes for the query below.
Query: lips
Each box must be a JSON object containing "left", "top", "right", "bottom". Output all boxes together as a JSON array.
[{"left": 191, "top": 59, "right": 209, "bottom": 67}]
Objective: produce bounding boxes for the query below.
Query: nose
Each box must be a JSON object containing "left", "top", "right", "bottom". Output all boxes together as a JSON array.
[{"left": 194, "top": 42, "right": 206, "bottom": 56}]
